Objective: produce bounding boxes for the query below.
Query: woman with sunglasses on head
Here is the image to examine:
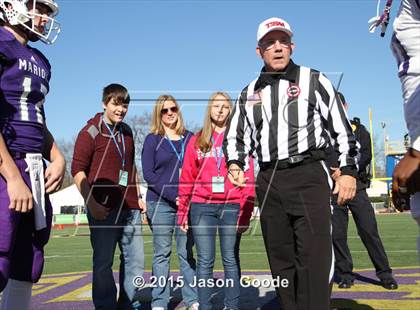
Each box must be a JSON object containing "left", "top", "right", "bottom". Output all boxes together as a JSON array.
[
  {"left": 141, "top": 95, "right": 198, "bottom": 310},
  {"left": 178, "top": 92, "right": 255, "bottom": 310}
]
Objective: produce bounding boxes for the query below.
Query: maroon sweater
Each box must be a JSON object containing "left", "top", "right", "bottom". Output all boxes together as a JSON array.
[{"left": 71, "top": 113, "right": 139, "bottom": 210}]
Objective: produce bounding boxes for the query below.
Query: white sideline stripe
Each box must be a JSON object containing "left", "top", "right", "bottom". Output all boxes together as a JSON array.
[{"left": 45, "top": 250, "right": 418, "bottom": 259}]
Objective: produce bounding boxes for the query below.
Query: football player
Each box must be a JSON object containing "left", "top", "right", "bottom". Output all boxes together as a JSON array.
[
  {"left": 370, "top": 0, "right": 420, "bottom": 265},
  {"left": 0, "top": 0, "right": 64, "bottom": 308}
]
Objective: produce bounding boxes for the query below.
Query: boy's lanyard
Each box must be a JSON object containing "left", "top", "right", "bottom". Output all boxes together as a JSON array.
[
  {"left": 166, "top": 135, "right": 185, "bottom": 162},
  {"left": 103, "top": 118, "right": 126, "bottom": 169}
]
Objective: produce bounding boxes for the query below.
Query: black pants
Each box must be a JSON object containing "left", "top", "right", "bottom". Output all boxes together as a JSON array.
[
  {"left": 332, "top": 188, "right": 392, "bottom": 281},
  {"left": 256, "top": 161, "right": 332, "bottom": 310}
]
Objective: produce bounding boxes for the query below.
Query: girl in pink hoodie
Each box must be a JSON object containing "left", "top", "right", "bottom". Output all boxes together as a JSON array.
[{"left": 178, "top": 92, "right": 255, "bottom": 310}]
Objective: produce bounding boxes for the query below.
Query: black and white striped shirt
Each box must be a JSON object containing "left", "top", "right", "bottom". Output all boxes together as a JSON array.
[{"left": 223, "top": 61, "right": 358, "bottom": 170}]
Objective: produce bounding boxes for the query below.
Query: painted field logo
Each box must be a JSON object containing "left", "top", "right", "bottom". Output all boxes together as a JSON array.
[
  {"left": 287, "top": 85, "right": 301, "bottom": 98},
  {"left": 32, "top": 267, "right": 420, "bottom": 309}
]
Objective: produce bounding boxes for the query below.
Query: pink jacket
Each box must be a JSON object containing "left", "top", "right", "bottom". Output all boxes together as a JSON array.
[{"left": 177, "top": 131, "right": 255, "bottom": 226}]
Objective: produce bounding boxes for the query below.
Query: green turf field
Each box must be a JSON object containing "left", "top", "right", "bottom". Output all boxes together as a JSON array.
[{"left": 44, "top": 213, "right": 419, "bottom": 275}]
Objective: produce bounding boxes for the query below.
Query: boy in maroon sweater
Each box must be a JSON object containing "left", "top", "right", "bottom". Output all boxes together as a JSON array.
[{"left": 71, "top": 84, "right": 145, "bottom": 309}]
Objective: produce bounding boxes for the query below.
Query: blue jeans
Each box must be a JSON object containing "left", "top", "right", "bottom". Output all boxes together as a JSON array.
[
  {"left": 190, "top": 203, "right": 240, "bottom": 310},
  {"left": 88, "top": 208, "right": 145, "bottom": 310},
  {"left": 147, "top": 201, "right": 197, "bottom": 309}
]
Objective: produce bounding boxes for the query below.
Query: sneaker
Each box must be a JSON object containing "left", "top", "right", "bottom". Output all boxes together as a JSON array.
[
  {"left": 152, "top": 308, "right": 165, "bottom": 310},
  {"left": 188, "top": 302, "right": 199, "bottom": 310}
]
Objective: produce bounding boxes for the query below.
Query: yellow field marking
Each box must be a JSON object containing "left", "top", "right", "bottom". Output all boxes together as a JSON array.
[
  {"left": 43, "top": 271, "right": 91, "bottom": 276},
  {"left": 32, "top": 275, "right": 86, "bottom": 297},
  {"left": 351, "top": 266, "right": 419, "bottom": 272},
  {"left": 42, "top": 266, "right": 420, "bottom": 277},
  {"left": 401, "top": 281, "right": 420, "bottom": 298},
  {"left": 345, "top": 300, "right": 420, "bottom": 309},
  {"left": 395, "top": 273, "right": 420, "bottom": 277},
  {"left": 46, "top": 283, "right": 92, "bottom": 303}
]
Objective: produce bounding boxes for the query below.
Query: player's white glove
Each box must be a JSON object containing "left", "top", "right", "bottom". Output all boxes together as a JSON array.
[
  {"left": 368, "top": 15, "right": 382, "bottom": 33},
  {"left": 368, "top": 0, "right": 393, "bottom": 37}
]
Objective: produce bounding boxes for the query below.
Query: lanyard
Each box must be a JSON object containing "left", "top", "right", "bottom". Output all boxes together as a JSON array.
[
  {"left": 165, "top": 135, "right": 185, "bottom": 162},
  {"left": 211, "top": 134, "right": 224, "bottom": 175},
  {"left": 103, "top": 117, "right": 126, "bottom": 169}
]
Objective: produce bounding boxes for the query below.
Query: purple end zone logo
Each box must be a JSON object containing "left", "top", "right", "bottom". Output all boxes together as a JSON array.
[{"left": 287, "top": 85, "right": 301, "bottom": 98}]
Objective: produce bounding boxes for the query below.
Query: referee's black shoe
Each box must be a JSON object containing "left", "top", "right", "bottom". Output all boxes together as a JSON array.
[
  {"left": 338, "top": 278, "right": 354, "bottom": 289},
  {"left": 381, "top": 277, "right": 398, "bottom": 290}
]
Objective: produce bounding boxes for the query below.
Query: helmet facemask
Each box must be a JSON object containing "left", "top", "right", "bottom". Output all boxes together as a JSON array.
[{"left": 0, "top": 0, "right": 61, "bottom": 44}]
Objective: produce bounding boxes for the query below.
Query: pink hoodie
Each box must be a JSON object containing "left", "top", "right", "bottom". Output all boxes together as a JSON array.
[{"left": 177, "top": 130, "right": 255, "bottom": 226}]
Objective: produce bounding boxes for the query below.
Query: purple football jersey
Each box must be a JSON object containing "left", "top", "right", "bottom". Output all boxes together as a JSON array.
[{"left": 0, "top": 27, "right": 51, "bottom": 154}]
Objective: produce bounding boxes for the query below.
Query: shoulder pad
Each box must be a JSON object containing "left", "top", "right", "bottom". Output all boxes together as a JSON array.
[{"left": 0, "top": 29, "right": 15, "bottom": 61}]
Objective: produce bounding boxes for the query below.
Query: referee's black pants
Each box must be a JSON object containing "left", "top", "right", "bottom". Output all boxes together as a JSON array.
[
  {"left": 256, "top": 161, "right": 333, "bottom": 310},
  {"left": 332, "top": 188, "right": 392, "bottom": 281}
]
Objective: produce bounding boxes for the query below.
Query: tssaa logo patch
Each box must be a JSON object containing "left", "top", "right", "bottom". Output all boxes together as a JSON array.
[{"left": 287, "top": 85, "right": 301, "bottom": 98}]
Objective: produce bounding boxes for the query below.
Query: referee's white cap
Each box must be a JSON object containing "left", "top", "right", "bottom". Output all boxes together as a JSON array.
[{"left": 257, "top": 17, "right": 293, "bottom": 42}]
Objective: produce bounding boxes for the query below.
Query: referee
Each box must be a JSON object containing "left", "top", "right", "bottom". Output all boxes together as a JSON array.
[{"left": 223, "top": 17, "right": 358, "bottom": 310}]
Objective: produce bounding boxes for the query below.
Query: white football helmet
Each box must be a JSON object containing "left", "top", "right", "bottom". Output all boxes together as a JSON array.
[{"left": 0, "top": 0, "right": 61, "bottom": 44}]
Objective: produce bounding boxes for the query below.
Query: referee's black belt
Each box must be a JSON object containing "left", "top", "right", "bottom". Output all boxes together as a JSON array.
[{"left": 260, "top": 149, "right": 326, "bottom": 170}]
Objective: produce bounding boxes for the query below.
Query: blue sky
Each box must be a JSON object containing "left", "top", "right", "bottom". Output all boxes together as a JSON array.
[{"left": 38, "top": 0, "right": 405, "bottom": 144}]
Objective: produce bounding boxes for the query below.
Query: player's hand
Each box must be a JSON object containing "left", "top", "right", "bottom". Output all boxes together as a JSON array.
[
  {"left": 333, "top": 175, "right": 356, "bottom": 206},
  {"left": 368, "top": 15, "right": 381, "bottom": 33},
  {"left": 176, "top": 196, "right": 179, "bottom": 206},
  {"left": 88, "top": 199, "right": 109, "bottom": 221},
  {"left": 392, "top": 149, "right": 420, "bottom": 211},
  {"left": 330, "top": 167, "right": 341, "bottom": 181},
  {"left": 45, "top": 156, "right": 66, "bottom": 194},
  {"left": 180, "top": 221, "right": 189, "bottom": 232},
  {"left": 7, "top": 176, "right": 33, "bottom": 212},
  {"left": 392, "top": 149, "right": 420, "bottom": 194},
  {"left": 138, "top": 198, "right": 147, "bottom": 213},
  {"left": 228, "top": 164, "right": 246, "bottom": 187}
]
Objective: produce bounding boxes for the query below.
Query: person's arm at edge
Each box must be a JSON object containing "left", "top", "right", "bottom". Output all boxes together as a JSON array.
[
  {"left": 71, "top": 130, "right": 108, "bottom": 220},
  {"left": 0, "top": 133, "right": 33, "bottom": 212},
  {"left": 133, "top": 166, "right": 147, "bottom": 213},
  {"left": 178, "top": 136, "right": 199, "bottom": 231},
  {"left": 224, "top": 91, "right": 252, "bottom": 187},
  {"left": 317, "top": 75, "right": 358, "bottom": 205},
  {"left": 237, "top": 156, "right": 255, "bottom": 233},
  {"left": 358, "top": 126, "right": 372, "bottom": 173},
  {"left": 43, "top": 126, "right": 66, "bottom": 193}
]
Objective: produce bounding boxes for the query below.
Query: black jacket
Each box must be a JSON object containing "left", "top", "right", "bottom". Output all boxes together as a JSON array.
[{"left": 326, "top": 117, "right": 372, "bottom": 187}]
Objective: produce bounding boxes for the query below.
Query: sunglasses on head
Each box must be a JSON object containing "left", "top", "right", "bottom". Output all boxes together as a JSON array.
[{"left": 161, "top": 106, "right": 178, "bottom": 115}]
